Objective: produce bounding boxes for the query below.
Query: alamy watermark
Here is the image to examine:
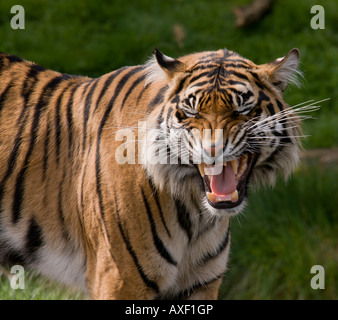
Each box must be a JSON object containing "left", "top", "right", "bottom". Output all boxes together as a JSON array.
[
  {"left": 0, "top": 265, "right": 25, "bottom": 289},
  {"left": 115, "top": 122, "right": 226, "bottom": 174},
  {"left": 310, "top": 265, "right": 325, "bottom": 290},
  {"left": 310, "top": 5, "right": 325, "bottom": 29},
  {"left": 8, "top": 4, "right": 325, "bottom": 31},
  {"left": 10, "top": 5, "right": 25, "bottom": 30}
]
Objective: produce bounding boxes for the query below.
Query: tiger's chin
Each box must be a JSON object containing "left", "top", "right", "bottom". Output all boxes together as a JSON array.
[
  {"left": 197, "top": 153, "right": 256, "bottom": 217},
  {"left": 202, "top": 197, "right": 248, "bottom": 217}
]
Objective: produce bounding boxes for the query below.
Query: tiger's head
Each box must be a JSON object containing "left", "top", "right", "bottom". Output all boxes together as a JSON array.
[{"left": 143, "top": 48, "right": 302, "bottom": 217}]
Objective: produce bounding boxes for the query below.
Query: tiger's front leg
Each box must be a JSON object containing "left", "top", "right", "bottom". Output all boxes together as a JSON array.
[
  {"left": 85, "top": 244, "right": 156, "bottom": 300},
  {"left": 186, "top": 278, "right": 223, "bottom": 300}
]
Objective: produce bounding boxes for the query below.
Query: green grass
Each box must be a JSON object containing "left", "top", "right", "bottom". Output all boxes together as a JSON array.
[
  {"left": 0, "top": 271, "right": 87, "bottom": 300},
  {"left": 220, "top": 162, "right": 338, "bottom": 300},
  {"left": 0, "top": 0, "right": 337, "bottom": 300}
]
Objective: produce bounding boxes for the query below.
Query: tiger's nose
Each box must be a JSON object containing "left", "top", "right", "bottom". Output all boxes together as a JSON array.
[{"left": 202, "top": 143, "right": 225, "bottom": 158}]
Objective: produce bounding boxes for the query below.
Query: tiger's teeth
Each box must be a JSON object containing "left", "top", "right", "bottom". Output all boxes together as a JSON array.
[
  {"left": 231, "top": 190, "right": 239, "bottom": 202},
  {"left": 198, "top": 164, "right": 205, "bottom": 177},
  {"left": 236, "top": 165, "right": 246, "bottom": 179},
  {"left": 231, "top": 160, "right": 238, "bottom": 174},
  {"left": 223, "top": 161, "right": 227, "bottom": 167},
  {"left": 206, "top": 192, "right": 216, "bottom": 202}
]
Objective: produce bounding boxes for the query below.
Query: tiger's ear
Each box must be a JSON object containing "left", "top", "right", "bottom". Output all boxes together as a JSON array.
[
  {"left": 263, "top": 48, "right": 302, "bottom": 91},
  {"left": 145, "top": 48, "right": 185, "bottom": 84},
  {"left": 154, "top": 48, "right": 185, "bottom": 79}
]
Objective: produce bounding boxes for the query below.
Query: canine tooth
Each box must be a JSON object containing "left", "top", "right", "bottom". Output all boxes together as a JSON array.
[
  {"left": 198, "top": 164, "right": 205, "bottom": 177},
  {"left": 231, "top": 190, "right": 239, "bottom": 202},
  {"left": 237, "top": 162, "right": 247, "bottom": 178},
  {"left": 207, "top": 192, "right": 216, "bottom": 202},
  {"left": 231, "top": 160, "right": 238, "bottom": 174},
  {"left": 223, "top": 161, "right": 227, "bottom": 167}
]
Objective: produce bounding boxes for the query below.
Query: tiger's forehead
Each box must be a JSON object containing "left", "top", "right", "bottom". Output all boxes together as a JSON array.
[
  {"left": 181, "top": 50, "right": 257, "bottom": 91},
  {"left": 181, "top": 49, "right": 256, "bottom": 70},
  {"left": 181, "top": 51, "right": 258, "bottom": 112}
]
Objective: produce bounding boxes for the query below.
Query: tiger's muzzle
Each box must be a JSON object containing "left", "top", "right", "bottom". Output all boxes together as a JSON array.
[{"left": 196, "top": 152, "right": 256, "bottom": 210}]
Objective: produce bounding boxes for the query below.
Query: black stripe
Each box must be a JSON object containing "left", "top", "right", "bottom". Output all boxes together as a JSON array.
[
  {"left": 174, "top": 199, "right": 192, "bottom": 241},
  {"left": 120, "top": 68, "right": 144, "bottom": 111},
  {"left": 224, "top": 62, "right": 250, "bottom": 69},
  {"left": 189, "top": 63, "right": 220, "bottom": 73},
  {"left": 115, "top": 192, "right": 159, "bottom": 293},
  {"left": 166, "top": 107, "right": 173, "bottom": 124},
  {"left": 0, "top": 82, "right": 12, "bottom": 114},
  {"left": 170, "top": 94, "right": 180, "bottom": 105},
  {"left": 201, "top": 52, "right": 219, "bottom": 60},
  {"left": 231, "top": 120, "right": 246, "bottom": 145},
  {"left": 174, "top": 74, "right": 191, "bottom": 95},
  {"left": 257, "top": 90, "right": 270, "bottom": 105},
  {"left": 54, "top": 88, "right": 68, "bottom": 165},
  {"left": 241, "top": 90, "right": 254, "bottom": 104},
  {"left": 189, "top": 70, "right": 216, "bottom": 84},
  {"left": 175, "top": 109, "right": 186, "bottom": 123},
  {"left": 227, "top": 70, "right": 249, "bottom": 81},
  {"left": 21, "top": 66, "right": 40, "bottom": 104},
  {"left": 191, "top": 80, "right": 211, "bottom": 88},
  {"left": 197, "top": 224, "right": 230, "bottom": 266},
  {"left": 136, "top": 82, "right": 150, "bottom": 105},
  {"left": 1, "top": 248, "right": 26, "bottom": 266},
  {"left": 0, "top": 55, "right": 5, "bottom": 72},
  {"left": 7, "top": 54, "right": 23, "bottom": 63},
  {"left": 266, "top": 102, "right": 275, "bottom": 116},
  {"left": 264, "top": 146, "right": 283, "bottom": 164},
  {"left": 226, "top": 58, "right": 250, "bottom": 65},
  {"left": 83, "top": 79, "right": 99, "bottom": 155},
  {"left": 0, "top": 67, "right": 43, "bottom": 212},
  {"left": 160, "top": 273, "right": 224, "bottom": 300},
  {"left": 26, "top": 217, "right": 43, "bottom": 255},
  {"left": 157, "top": 105, "right": 166, "bottom": 124},
  {"left": 80, "top": 162, "right": 88, "bottom": 224},
  {"left": 226, "top": 79, "right": 246, "bottom": 86},
  {"left": 249, "top": 70, "right": 265, "bottom": 90},
  {"left": 30, "top": 63, "right": 46, "bottom": 73},
  {"left": 42, "top": 121, "right": 51, "bottom": 181},
  {"left": 58, "top": 172, "right": 69, "bottom": 240},
  {"left": 148, "top": 179, "right": 171, "bottom": 237},
  {"left": 147, "top": 85, "right": 167, "bottom": 111},
  {"left": 95, "top": 67, "right": 128, "bottom": 111},
  {"left": 276, "top": 99, "right": 284, "bottom": 112},
  {"left": 272, "top": 81, "right": 282, "bottom": 87},
  {"left": 219, "top": 94, "right": 229, "bottom": 107},
  {"left": 226, "top": 91, "right": 234, "bottom": 105},
  {"left": 141, "top": 188, "right": 177, "bottom": 265},
  {"left": 253, "top": 107, "right": 262, "bottom": 118},
  {"left": 66, "top": 83, "right": 82, "bottom": 159},
  {"left": 202, "top": 94, "right": 212, "bottom": 106},
  {"left": 12, "top": 75, "right": 66, "bottom": 223},
  {"left": 255, "top": 80, "right": 265, "bottom": 90}
]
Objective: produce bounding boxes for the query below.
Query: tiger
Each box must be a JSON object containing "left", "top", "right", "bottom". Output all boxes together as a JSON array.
[{"left": 0, "top": 47, "right": 303, "bottom": 300}]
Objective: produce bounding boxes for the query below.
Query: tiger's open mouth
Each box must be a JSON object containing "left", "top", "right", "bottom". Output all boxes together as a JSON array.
[{"left": 197, "top": 153, "right": 255, "bottom": 209}]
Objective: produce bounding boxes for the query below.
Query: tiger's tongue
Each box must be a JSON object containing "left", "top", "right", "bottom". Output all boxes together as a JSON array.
[{"left": 210, "top": 165, "right": 236, "bottom": 195}]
